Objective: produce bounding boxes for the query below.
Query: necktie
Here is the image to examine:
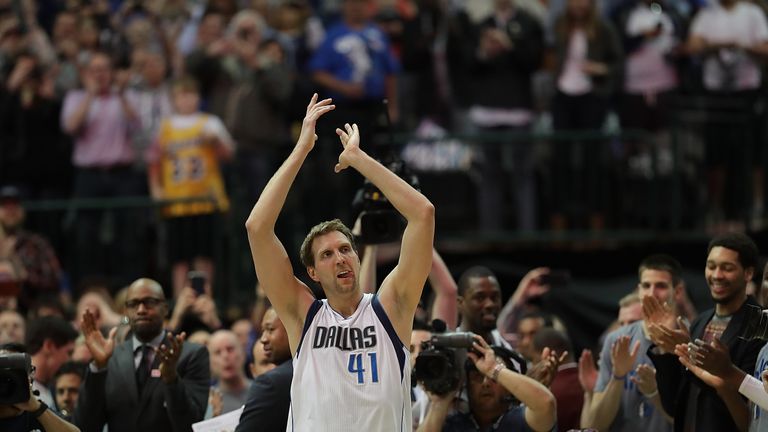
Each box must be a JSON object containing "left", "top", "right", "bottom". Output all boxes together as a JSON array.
[{"left": 136, "top": 345, "right": 153, "bottom": 394}]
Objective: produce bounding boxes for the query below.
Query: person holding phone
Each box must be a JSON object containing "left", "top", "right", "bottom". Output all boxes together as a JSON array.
[{"left": 245, "top": 94, "right": 434, "bottom": 431}]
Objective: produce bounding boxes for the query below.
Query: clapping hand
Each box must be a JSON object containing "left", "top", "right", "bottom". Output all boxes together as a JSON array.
[
  {"left": 648, "top": 316, "right": 690, "bottom": 354},
  {"left": 611, "top": 336, "right": 640, "bottom": 378},
  {"left": 677, "top": 338, "right": 743, "bottom": 391},
  {"left": 81, "top": 309, "right": 118, "bottom": 369},
  {"left": 642, "top": 295, "right": 677, "bottom": 330},
  {"left": 158, "top": 331, "right": 186, "bottom": 383},
  {"left": 631, "top": 364, "right": 658, "bottom": 396},
  {"left": 674, "top": 341, "right": 725, "bottom": 390},
  {"left": 528, "top": 347, "right": 568, "bottom": 387}
]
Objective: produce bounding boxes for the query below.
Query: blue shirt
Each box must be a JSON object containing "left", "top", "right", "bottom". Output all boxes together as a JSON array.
[
  {"left": 308, "top": 21, "right": 399, "bottom": 101},
  {"left": 443, "top": 405, "right": 533, "bottom": 432}
]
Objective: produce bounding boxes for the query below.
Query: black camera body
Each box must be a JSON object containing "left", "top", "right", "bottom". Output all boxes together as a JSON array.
[
  {"left": 413, "top": 332, "right": 476, "bottom": 396},
  {"left": 353, "top": 158, "right": 419, "bottom": 245},
  {"left": 0, "top": 353, "right": 32, "bottom": 405}
]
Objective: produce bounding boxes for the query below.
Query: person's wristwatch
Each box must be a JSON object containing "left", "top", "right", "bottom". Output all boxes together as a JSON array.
[{"left": 31, "top": 400, "right": 48, "bottom": 418}]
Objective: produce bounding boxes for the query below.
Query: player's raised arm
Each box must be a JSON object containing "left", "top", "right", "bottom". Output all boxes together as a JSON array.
[
  {"left": 245, "top": 94, "right": 334, "bottom": 352},
  {"left": 334, "top": 123, "right": 435, "bottom": 343}
]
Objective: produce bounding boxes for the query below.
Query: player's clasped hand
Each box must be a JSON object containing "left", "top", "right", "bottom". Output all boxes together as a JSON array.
[{"left": 334, "top": 123, "right": 360, "bottom": 173}]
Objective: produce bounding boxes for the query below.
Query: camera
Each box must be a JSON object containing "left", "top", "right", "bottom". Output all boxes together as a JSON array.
[
  {"left": 740, "top": 305, "right": 768, "bottom": 341},
  {"left": 353, "top": 158, "right": 419, "bottom": 245},
  {"left": 412, "top": 320, "right": 475, "bottom": 396},
  {"left": 0, "top": 353, "right": 32, "bottom": 405}
]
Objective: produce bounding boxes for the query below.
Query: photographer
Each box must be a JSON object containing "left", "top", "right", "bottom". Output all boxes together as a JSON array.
[
  {"left": 417, "top": 336, "right": 556, "bottom": 432},
  {"left": 0, "top": 349, "right": 80, "bottom": 432}
]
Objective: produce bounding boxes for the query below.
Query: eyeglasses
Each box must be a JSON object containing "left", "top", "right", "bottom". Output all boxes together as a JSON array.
[{"left": 125, "top": 297, "right": 165, "bottom": 309}]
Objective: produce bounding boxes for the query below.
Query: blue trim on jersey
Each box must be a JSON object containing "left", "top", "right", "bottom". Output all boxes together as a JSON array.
[
  {"left": 371, "top": 296, "right": 406, "bottom": 380},
  {"left": 296, "top": 300, "right": 323, "bottom": 356}
]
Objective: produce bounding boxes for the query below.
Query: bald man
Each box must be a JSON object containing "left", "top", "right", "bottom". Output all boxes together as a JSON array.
[
  {"left": 209, "top": 330, "right": 252, "bottom": 414},
  {"left": 75, "top": 278, "right": 210, "bottom": 432}
]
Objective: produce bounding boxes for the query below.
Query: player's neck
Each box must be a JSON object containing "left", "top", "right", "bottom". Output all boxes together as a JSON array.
[{"left": 327, "top": 291, "right": 364, "bottom": 318}]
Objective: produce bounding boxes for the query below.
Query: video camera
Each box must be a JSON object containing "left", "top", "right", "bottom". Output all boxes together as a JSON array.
[
  {"left": 352, "top": 157, "right": 420, "bottom": 245},
  {"left": 0, "top": 353, "right": 32, "bottom": 405},
  {"left": 412, "top": 320, "right": 476, "bottom": 396}
]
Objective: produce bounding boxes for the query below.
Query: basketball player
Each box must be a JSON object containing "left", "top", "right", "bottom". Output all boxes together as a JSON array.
[{"left": 245, "top": 94, "right": 435, "bottom": 431}]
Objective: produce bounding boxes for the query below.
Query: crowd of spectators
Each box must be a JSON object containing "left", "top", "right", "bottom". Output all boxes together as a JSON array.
[{"left": 1, "top": 0, "right": 767, "bottom": 237}]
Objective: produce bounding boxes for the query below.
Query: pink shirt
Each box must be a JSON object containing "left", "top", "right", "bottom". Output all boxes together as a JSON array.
[
  {"left": 61, "top": 89, "right": 139, "bottom": 168},
  {"left": 558, "top": 30, "right": 593, "bottom": 95}
]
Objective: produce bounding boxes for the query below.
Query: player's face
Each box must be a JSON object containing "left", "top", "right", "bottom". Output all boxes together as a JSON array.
[
  {"left": 260, "top": 309, "right": 291, "bottom": 364},
  {"left": 618, "top": 302, "right": 642, "bottom": 326},
  {"left": 637, "top": 269, "right": 676, "bottom": 305},
  {"left": 0, "top": 311, "right": 24, "bottom": 344},
  {"left": 55, "top": 373, "right": 81, "bottom": 414},
  {"left": 467, "top": 367, "right": 509, "bottom": 412},
  {"left": 409, "top": 330, "right": 431, "bottom": 368},
  {"left": 516, "top": 317, "right": 544, "bottom": 361},
  {"left": 308, "top": 231, "right": 360, "bottom": 296},
  {"left": 706, "top": 246, "right": 752, "bottom": 306},
  {"left": 173, "top": 90, "right": 199, "bottom": 115},
  {"left": 209, "top": 334, "right": 243, "bottom": 380},
  {"left": 459, "top": 276, "right": 501, "bottom": 333},
  {"left": 125, "top": 284, "right": 168, "bottom": 342},
  {"left": 250, "top": 339, "right": 276, "bottom": 378}
]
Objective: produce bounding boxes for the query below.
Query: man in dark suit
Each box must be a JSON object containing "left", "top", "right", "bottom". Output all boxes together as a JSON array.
[
  {"left": 75, "top": 278, "right": 210, "bottom": 432},
  {"left": 646, "top": 233, "right": 764, "bottom": 432},
  {"left": 236, "top": 307, "right": 292, "bottom": 432}
]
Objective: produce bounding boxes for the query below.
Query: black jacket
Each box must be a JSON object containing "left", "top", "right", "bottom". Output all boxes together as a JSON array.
[
  {"left": 648, "top": 295, "right": 764, "bottom": 432},
  {"left": 236, "top": 360, "right": 293, "bottom": 432}
]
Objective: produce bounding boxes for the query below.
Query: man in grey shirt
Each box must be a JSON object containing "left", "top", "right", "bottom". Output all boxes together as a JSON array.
[{"left": 581, "top": 254, "right": 678, "bottom": 432}]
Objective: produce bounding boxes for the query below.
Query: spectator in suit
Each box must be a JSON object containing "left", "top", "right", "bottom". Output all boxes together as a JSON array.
[
  {"left": 75, "top": 278, "right": 210, "bottom": 432},
  {"left": 236, "top": 307, "right": 293, "bottom": 432}
]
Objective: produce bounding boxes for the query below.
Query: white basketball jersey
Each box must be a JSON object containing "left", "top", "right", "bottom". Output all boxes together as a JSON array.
[{"left": 287, "top": 293, "right": 412, "bottom": 432}]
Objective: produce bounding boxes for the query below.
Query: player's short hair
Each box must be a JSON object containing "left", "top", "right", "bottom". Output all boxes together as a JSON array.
[
  {"left": 638, "top": 254, "right": 683, "bottom": 286},
  {"left": 25, "top": 316, "right": 78, "bottom": 355},
  {"left": 708, "top": 233, "right": 759, "bottom": 271},
  {"left": 457, "top": 266, "right": 498, "bottom": 296},
  {"left": 300, "top": 219, "right": 358, "bottom": 267}
]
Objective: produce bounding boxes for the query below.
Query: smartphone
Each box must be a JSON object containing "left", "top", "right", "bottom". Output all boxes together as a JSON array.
[
  {"left": 188, "top": 271, "right": 207, "bottom": 295},
  {"left": 538, "top": 270, "right": 571, "bottom": 287}
]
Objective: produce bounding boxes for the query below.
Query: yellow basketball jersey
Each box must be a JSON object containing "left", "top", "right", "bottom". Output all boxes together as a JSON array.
[{"left": 157, "top": 115, "right": 230, "bottom": 217}]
